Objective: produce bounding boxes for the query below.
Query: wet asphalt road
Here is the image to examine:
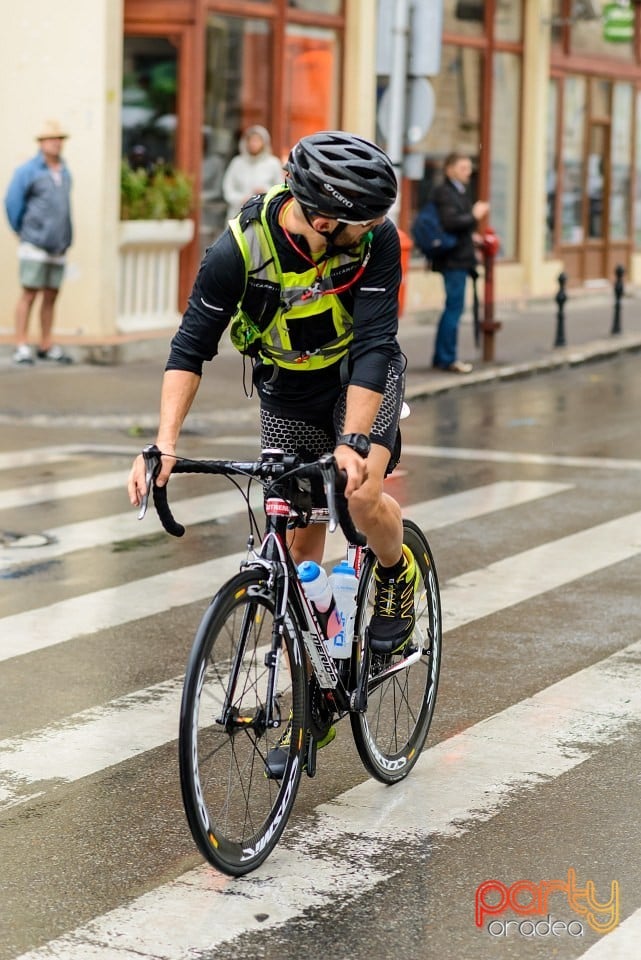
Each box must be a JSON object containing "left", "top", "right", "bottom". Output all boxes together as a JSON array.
[{"left": 1, "top": 351, "right": 641, "bottom": 959}]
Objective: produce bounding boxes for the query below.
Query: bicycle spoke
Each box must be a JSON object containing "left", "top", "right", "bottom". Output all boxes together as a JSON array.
[
  {"left": 179, "top": 570, "right": 306, "bottom": 876},
  {"left": 350, "top": 521, "right": 442, "bottom": 783}
]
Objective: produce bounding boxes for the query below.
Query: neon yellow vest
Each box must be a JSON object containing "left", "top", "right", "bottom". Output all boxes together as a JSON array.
[{"left": 228, "top": 185, "right": 371, "bottom": 371}]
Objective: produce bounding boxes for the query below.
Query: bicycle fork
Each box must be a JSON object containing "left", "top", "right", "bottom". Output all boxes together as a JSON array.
[{"left": 214, "top": 568, "right": 290, "bottom": 737}]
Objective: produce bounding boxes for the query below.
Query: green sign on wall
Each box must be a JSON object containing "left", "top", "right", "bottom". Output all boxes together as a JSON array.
[{"left": 603, "top": 3, "right": 634, "bottom": 42}]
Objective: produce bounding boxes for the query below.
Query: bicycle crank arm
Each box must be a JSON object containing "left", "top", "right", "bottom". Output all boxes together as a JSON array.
[
  {"left": 366, "top": 645, "right": 423, "bottom": 693},
  {"left": 349, "top": 631, "right": 371, "bottom": 713},
  {"left": 305, "top": 737, "right": 318, "bottom": 778}
]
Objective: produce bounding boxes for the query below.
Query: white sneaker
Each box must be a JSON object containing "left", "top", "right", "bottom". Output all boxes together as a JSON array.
[
  {"left": 12, "top": 344, "right": 34, "bottom": 365},
  {"left": 36, "top": 345, "right": 72, "bottom": 364}
]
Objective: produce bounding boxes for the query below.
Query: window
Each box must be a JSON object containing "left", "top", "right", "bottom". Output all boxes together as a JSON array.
[
  {"left": 494, "top": 0, "right": 521, "bottom": 42},
  {"left": 418, "top": 45, "right": 483, "bottom": 170},
  {"left": 490, "top": 53, "right": 520, "bottom": 258},
  {"left": 444, "top": 0, "right": 485, "bottom": 38},
  {"left": 545, "top": 80, "right": 558, "bottom": 254},
  {"left": 122, "top": 37, "right": 178, "bottom": 168},
  {"left": 560, "top": 75, "right": 586, "bottom": 244},
  {"left": 610, "top": 83, "right": 633, "bottom": 240},
  {"left": 201, "top": 15, "right": 274, "bottom": 247},
  {"left": 282, "top": 25, "right": 341, "bottom": 147},
  {"left": 635, "top": 91, "right": 641, "bottom": 246},
  {"left": 288, "top": 0, "right": 342, "bottom": 10},
  {"left": 572, "top": 7, "right": 634, "bottom": 62},
  {"left": 400, "top": 3, "right": 523, "bottom": 261}
]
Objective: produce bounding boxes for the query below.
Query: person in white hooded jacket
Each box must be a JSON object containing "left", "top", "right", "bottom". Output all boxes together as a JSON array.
[{"left": 222, "top": 125, "right": 284, "bottom": 222}]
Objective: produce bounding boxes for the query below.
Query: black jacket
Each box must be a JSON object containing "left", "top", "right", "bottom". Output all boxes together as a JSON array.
[
  {"left": 431, "top": 178, "right": 477, "bottom": 272},
  {"left": 167, "top": 190, "right": 403, "bottom": 411}
]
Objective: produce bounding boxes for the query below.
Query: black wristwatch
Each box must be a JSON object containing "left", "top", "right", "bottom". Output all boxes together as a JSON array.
[{"left": 336, "top": 432, "right": 371, "bottom": 459}]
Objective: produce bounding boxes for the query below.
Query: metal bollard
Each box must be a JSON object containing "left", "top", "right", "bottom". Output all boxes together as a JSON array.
[
  {"left": 554, "top": 272, "right": 567, "bottom": 347},
  {"left": 611, "top": 264, "right": 624, "bottom": 336}
]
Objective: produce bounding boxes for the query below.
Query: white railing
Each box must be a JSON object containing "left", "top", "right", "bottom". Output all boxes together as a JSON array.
[{"left": 117, "top": 219, "right": 194, "bottom": 332}]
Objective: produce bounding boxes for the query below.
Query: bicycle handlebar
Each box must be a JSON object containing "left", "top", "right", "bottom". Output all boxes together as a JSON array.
[{"left": 138, "top": 444, "right": 366, "bottom": 547}]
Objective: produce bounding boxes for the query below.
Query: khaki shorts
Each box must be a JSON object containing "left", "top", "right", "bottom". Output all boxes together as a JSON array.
[{"left": 19, "top": 259, "right": 65, "bottom": 290}]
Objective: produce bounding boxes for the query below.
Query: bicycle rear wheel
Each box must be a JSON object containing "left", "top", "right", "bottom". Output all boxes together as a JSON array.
[
  {"left": 350, "top": 519, "right": 442, "bottom": 784},
  {"left": 179, "top": 568, "right": 306, "bottom": 876}
]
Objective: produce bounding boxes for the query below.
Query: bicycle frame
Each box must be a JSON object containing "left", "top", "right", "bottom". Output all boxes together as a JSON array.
[
  {"left": 141, "top": 443, "right": 430, "bottom": 728},
  {"left": 245, "top": 493, "right": 352, "bottom": 728}
]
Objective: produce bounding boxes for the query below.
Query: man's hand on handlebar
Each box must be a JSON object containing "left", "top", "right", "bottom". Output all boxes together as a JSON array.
[
  {"left": 333, "top": 444, "right": 368, "bottom": 498},
  {"left": 127, "top": 444, "right": 176, "bottom": 508}
]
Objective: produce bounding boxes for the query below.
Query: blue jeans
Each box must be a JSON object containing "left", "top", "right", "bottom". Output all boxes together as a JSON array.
[{"left": 432, "top": 269, "right": 468, "bottom": 368}]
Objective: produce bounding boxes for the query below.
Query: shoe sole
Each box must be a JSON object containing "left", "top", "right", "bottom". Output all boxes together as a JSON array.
[{"left": 264, "top": 726, "right": 336, "bottom": 780}]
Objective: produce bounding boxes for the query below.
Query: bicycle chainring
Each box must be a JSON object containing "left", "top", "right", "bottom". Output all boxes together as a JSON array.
[{"left": 307, "top": 676, "right": 333, "bottom": 741}]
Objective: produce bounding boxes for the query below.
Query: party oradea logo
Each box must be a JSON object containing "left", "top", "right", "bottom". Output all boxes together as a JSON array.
[{"left": 475, "top": 868, "right": 619, "bottom": 938}]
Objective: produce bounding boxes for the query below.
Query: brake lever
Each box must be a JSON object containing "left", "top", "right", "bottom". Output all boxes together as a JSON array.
[
  {"left": 138, "top": 443, "right": 161, "bottom": 520},
  {"left": 318, "top": 453, "right": 339, "bottom": 533}
]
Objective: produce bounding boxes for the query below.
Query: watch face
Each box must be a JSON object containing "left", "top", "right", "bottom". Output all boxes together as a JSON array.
[{"left": 340, "top": 433, "right": 370, "bottom": 457}]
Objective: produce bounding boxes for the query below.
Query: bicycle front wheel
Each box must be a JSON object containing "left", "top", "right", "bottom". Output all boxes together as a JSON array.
[
  {"left": 350, "top": 519, "right": 442, "bottom": 784},
  {"left": 179, "top": 568, "right": 306, "bottom": 876}
]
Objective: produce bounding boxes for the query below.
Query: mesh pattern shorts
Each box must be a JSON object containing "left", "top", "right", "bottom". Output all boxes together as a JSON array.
[{"left": 260, "top": 357, "right": 406, "bottom": 469}]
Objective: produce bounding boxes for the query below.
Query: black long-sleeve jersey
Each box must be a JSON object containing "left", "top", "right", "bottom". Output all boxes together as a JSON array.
[{"left": 167, "top": 190, "right": 403, "bottom": 413}]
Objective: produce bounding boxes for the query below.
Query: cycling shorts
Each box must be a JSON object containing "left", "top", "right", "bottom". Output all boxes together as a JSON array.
[{"left": 259, "top": 355, "right": 405, "bottom": 471}]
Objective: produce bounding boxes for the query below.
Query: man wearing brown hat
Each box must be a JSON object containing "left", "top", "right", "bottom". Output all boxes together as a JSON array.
[{"left": 4, "top": 120, "right": 73, "bottom": 364}]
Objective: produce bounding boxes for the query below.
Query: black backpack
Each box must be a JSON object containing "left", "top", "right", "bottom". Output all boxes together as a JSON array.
[{"left": 411, "top": 202, "right": 458, "bottom": 260}]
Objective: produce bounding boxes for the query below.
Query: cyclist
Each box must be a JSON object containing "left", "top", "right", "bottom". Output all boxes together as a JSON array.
[{"left": 128, "top": 130, "right": 416, "bottom": 658}]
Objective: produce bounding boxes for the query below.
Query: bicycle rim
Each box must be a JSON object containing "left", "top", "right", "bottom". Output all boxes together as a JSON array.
[
  {"left": 179, "top": 569, "right": 306, "bottom": 875},
  {"left": 350, "top": 519, "right": 442, "bottom": 783}
]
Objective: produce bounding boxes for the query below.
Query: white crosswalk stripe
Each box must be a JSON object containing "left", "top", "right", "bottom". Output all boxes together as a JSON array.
[
  {"left": 0, "top": 478, "right": 568, "bottom": 570},
  {"left": 3, "top": 503, "right": 641, "bottom": 810},
  {"left": 2, "top": 444, "right": 639, "bottom": 959},
  {"left": 0, "top": 470, "right": 130, "bottom": 512},
  {"left": 0, "top": 488, "right": 265, "bottom": 569},
  {"left": 402, "top": 443, "right": 641, "bottom": 472},
  {"left": 1, "top": 481, "right": 569, "bottom": 654},
  {"left": 10, "top": 638, "right": 641, "bottom": 959}
]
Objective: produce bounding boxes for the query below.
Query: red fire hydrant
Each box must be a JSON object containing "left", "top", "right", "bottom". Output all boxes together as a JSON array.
[{"left": 480, "top": 226, "right": 501, "bottom": 363}]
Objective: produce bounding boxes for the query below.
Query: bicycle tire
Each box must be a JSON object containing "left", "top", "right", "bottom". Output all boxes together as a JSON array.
[
  {"left": 350, "top": 519, "right": 442, "bottom": 784},
  {"left": 179, "top": 568, "right": 307, "bottom": 876}
]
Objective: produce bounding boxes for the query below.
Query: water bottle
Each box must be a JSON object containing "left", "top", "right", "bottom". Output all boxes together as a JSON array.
[
  {"left": 297, "top": 561, "right": 342, "bottom": 642},
  {"left": 328, "top": 560, "right": 359, "bottom": 660}
]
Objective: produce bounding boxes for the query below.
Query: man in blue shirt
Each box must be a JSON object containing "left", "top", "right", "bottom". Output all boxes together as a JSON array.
[{"left": 5, "top": 119, "right": 73, "bottom": 365}]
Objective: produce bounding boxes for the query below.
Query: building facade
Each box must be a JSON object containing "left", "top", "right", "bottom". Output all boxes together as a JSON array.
[{"left": 1, "top": 0, "right": 640, "bottom": 348}]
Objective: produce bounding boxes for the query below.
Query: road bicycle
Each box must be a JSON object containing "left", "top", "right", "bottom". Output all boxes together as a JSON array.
[{"left": 139, "top": 443, "right": 442, "bottom": 876}]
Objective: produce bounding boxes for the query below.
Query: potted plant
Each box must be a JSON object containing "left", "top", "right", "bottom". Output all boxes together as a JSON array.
[
  {"left": 120, "top": 160, "right": 194, "bottom": 220},
  {"left": 118, "top": 160, "right": 196, "bottom": 332}
]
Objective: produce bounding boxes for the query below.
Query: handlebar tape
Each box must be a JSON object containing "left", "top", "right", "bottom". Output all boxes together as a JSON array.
[{"left": 152, "top": 482, "right": 185, "bottom": 538}]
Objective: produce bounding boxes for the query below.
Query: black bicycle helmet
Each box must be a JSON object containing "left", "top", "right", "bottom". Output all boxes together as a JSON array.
[{"left": 284, "top": 130, "right": 397, "bottom": 223}]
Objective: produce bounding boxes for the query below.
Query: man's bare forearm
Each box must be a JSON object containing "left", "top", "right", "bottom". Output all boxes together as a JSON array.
[
  {"left": 155, "top": 369, "right": 201, "bottom": 450},
  {"left": 341, "top": 384, "right": 382, "bottom": 435}
]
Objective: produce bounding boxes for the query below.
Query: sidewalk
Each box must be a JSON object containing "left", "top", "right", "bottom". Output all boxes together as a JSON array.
[
  {"left": 1, "top": 291, "right": 641, "bottom": 424},
  {"left": 402, "top": 290, "right": 641, "bottom": 400}
]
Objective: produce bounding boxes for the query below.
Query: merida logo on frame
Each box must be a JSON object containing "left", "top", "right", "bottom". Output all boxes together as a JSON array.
[{"left": 475, "top": 868, "right": 620, "bottom": 937}]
